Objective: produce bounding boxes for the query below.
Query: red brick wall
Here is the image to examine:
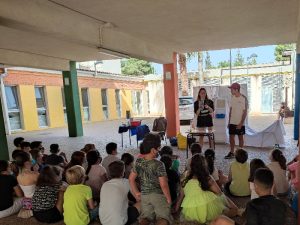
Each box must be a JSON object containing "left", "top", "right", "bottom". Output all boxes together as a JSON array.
[{"left": 4, "top": 69, "right": 145, "bottom": 90}]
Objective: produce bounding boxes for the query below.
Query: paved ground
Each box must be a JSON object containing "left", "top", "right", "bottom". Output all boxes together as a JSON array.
[{"left": 3, "top": 114, "right": 298, "bottom": 225}]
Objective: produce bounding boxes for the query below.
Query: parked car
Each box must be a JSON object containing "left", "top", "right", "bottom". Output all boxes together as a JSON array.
[{"left": 179, "top": 96, "right": 194, "bottom": 121}]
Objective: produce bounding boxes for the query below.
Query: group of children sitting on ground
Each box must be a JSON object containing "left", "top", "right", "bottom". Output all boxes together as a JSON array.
[{"left": 0, "top": 134, "right": 298, "bottom": 225}]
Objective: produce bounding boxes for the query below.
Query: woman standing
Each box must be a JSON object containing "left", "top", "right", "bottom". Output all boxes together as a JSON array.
[{"left": 194, "top": 88, "right": 214, "bottom": 146}]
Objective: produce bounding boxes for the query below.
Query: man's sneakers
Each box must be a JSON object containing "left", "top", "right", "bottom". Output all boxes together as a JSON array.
[{"left": 224, "top": 152, "right": 235, "bottom": 159}]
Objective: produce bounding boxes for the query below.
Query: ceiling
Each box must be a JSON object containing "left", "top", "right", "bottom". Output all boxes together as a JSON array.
[{"left": 0, "top": 0, "right": 299, "bottom": 70}]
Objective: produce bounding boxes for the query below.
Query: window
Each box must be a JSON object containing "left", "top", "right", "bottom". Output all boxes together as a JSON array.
[
  {"left": 35, "top": 87, "right": 48, "bottom": 127},
  {"left": 101, "top": 89, "right": 109, "bottom": 119},
  {"left": 132, "top": 91, "right": 142, "bottom": 115},
  {"left": 115, "top": 89, "right": 121, "bottom": 118},
  {"left": 61, "top": 88, "right": 67, "bottom": 123},
  {"left": 81, "top": 88, "right": 90, "bottom": 121},
  {"left": 5, "top": 86, "right": 22, "bottom": 130}
]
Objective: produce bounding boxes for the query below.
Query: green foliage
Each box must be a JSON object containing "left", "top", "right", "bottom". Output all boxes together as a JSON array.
[
  {"left": 121, "top": 58, "right": 154, "bottom": 75},
  {"left": 248, "top": 57, "right": 257, "bottom": 65},
  {"left": 205, "top": 52, "right": 214, "bottom": 69},
  {"left": 218, "top": 60, "right": 230, "bottom": 68},
  {"left": 233, "top": 49, "right": 245, "bottom": 67},
  {"left": 274, "top": 44, "right": 293, "bottom": 62}
]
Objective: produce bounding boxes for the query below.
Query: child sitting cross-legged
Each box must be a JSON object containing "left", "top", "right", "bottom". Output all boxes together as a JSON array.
[
  {"left": 129, "top": 133, "right": 172, "bottom": 225},
  {"left": 32, "top": 166, "right": 65, "bottom": 223},
  {"left": 175, "top": 154, "right": 239, "bottom": 224},
  {"left": 245, "top": 168, "right": 287, "bottom": 225},
  {"left": 100, "top": 160, "right": 140, "bottom": 225},
  {"left": 225, "top": 149, "right": 250, "bottom": 197},
  {"left": 63, "top": 165, "right": 98, "bottom": 225},
  {"left": 0, "top": 160, "right": 23, "bottom": 219}
]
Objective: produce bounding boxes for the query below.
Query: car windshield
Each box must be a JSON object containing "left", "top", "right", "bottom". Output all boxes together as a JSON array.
[{"left": 179, "top": 97, "right": 193, "bottom": 106}]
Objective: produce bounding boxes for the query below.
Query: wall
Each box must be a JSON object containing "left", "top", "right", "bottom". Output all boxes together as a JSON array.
[{"left": 3, "top": 68, "right": 147, "bottom": 132}]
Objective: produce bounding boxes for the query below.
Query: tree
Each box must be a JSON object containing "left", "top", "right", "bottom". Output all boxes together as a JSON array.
[
  {"left": 121, "top": 58, "right": 154, "bottom": 75},
  {"left": 233, "top": 49, "right": 245, "bottom": 67},
  {"left": 218, "top": 60, "right": 230, "bottom": 68},
  {"left": 274, "top": 44, "right": 294, "bottom": 62},
  {"left": 205, "top": 52, "right": 213, "bottom": 69}
]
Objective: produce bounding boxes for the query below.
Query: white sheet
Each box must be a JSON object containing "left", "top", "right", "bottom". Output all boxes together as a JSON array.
[{"left": 242, "top": 120, "right": 286, "bottom": 148}]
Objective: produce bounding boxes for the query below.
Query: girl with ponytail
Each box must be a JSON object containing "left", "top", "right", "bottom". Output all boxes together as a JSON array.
[
  {"left": 204, "top": 149, "right": 228, "bottom": 188},
  {"left": 84, "top": 150, "right": 107, "bottom": 203},
  {"left": 268, "top": 149, "right": 289, "bottom": 195}
]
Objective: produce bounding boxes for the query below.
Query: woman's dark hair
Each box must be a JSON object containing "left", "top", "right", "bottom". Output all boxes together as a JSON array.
[
  {"left": 160, "top": 155, "right": 172, "bottom": 170},
  {"left": 204, "top": 149, "right": 215, "bottom": 175},
  {"left": 86, "top": 150, "right": 101, "bottom": 175},
  {"left": 184, "top": 154, "right": 210, "bottom": 191},
  {"left": 197, "top": 88, "right": 208, "bottom": 101},
  {"left": 0, "top": 160, "right": 9, "bottom": 173},
  {"left": 121, "top": 153, "right": 134, "bottom": 166},
  {"left": 235, "top": 149, "right": 248, "bottom": 163},
  {"left": 159, "top": 146, "right": 173, "bottom": 156},
  {"left": 36, "top": 166, "right": 61, "bottom": 186},
  {"left": 248, "top": 158, "right": 266, "bottom": 182},
  {"left": 66, "top": 151, "right": 85, "bottom": 168},
  {"left": 271, "top": 149, "right": 287, "bottom": 170},
  {"left": 190, "top": 143, "right": 202, "bottom": 155},
  {"left": 109, "top": 161, "right": 125, "bottom": 179}
]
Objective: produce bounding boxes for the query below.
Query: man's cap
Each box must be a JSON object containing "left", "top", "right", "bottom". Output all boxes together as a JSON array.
[{"left": 228, "top": 82, "right": 240, "bottom": 90}]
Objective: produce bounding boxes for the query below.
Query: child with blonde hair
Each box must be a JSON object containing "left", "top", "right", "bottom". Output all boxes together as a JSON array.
[{"left": 63, "top": 165, "right": 97, "bottom": 225}]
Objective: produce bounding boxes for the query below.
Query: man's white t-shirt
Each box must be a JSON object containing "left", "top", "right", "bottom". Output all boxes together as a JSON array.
[
  {"left": 230, "top": 94, "right": 248, "bottom": 125},
  {"left": 99, "top": 178, "right": 129, "bottom": 225}
]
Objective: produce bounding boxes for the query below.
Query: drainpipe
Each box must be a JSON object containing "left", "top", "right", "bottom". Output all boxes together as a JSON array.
[{"left": 0, "top": 69, "right": 11, "bottom": 135}]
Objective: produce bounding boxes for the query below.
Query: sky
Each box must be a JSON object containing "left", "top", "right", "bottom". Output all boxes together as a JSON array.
[{"left": 152, "top": 45, "right": 276, "bottom": 74}]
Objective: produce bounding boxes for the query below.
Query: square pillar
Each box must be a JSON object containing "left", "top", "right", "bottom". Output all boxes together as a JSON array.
[
  {"left": 163, "top": 53, "right": 180, "bottom": 137},
  {"left": 0, "top": 95, "right": 9, "bottom": 160},
  {"left": 294, "top": 54, "right": 300, "bottom": 140},
  {"left": 62, "top": 61, "right": 83, "bottom": 137}
]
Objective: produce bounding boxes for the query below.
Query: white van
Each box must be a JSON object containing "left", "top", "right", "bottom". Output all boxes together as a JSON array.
[{"left": 179, "top": 96, "right": 194, "bottom": 121}]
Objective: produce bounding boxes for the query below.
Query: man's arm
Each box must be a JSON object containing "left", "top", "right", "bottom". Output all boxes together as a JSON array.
[
  {"left": 129, "top": 171, "right": 141, "bottom": 202},
  {"left": 238, "top": 96, "right": 248, "bottom": 128},
  {"left": 158, "top": 176, "right": 171, "bottom": 204}
]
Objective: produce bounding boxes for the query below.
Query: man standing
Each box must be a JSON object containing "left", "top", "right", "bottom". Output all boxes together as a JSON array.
[{"left": 225, "top": 83, "right": 248, "bottom": 159}]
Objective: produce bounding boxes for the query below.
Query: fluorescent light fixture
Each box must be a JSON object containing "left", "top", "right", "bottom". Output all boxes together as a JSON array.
[{"left": 98, "top": 47, "right": 130, "bottom": 59}]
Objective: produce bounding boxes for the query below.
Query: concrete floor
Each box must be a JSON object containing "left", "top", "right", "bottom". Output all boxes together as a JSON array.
[{"left": 7, "top": 114, "right": 298, "bottom": 173}]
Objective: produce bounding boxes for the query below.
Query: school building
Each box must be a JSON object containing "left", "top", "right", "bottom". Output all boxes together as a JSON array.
[{"left": 1, "top": 67, "right": 165, "bottom": 133}]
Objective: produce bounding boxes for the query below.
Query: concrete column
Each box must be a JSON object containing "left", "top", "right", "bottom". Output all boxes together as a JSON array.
[
  {"left": 0, "top": 93, "right": 9, "bottom": 160},
  {"left": 163, "top": 53, "right": 180, "bottom": 137},
  {"left": 62, "top": 61, "right": 83, "bottom": 137},
  {"left": 294, "top": 53, "right": 300, "bottom": 140}
]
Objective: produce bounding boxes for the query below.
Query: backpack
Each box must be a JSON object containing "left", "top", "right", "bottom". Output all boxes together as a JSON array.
[{"left": 152, "top": 117, "right": 167, "bottom": 132}]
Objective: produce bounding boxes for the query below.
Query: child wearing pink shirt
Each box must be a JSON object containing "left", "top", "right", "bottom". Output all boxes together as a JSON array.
[{"left": 288, "top": 161, "right": 299, "bottom": 189}]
